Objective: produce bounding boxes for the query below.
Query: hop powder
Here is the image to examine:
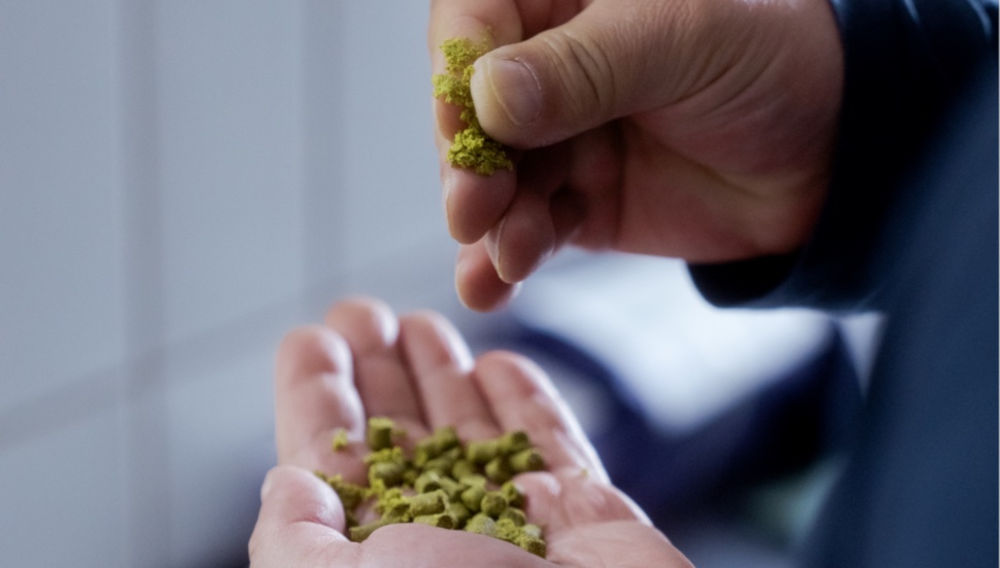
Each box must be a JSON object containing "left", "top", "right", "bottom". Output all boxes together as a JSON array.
[{"left": 433, "top": 38, "right": 514, "bottom": 176}]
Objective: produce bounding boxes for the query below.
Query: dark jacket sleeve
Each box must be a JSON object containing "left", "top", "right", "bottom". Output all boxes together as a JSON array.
[{"left": 688, "top": 0, "right": 997, "bottom": 311}]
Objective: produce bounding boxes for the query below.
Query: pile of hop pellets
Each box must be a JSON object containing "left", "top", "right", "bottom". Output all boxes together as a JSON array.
[{"left": 315, "top": 416, "right": 547, "bottom": 557}]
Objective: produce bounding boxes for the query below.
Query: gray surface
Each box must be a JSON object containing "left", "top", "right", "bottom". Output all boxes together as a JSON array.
[{"left": 0, "top": 2, "right": 457, "bottom": 566}]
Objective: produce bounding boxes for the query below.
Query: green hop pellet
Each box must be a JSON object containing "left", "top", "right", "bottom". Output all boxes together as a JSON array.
[
  {"left": 500, "top": 480, "right": 524, "bottom": 508},
  {"left": 500, "top": 507, "right": 526, "bottom": 527},
  {"left": 349, "top": 518, "right": 395, "bottom": 542},
  {"left": 464, "top": 513, "right": 497, "bottom": 537},
  {"left": 481, "top": 491, "right": 509, "bottom": 518},
  {"left": 331, "top": 428, "right": 350, "bottom": 452},
  {"left": 414, "top": 512, "right": 456, "bottom": 529},
  {"left": 315, "top": 417, "right": 547, "bottom": 557},
  {"left": 406, "top": 490, "right": 448, "bottom": 516},
  {"left": 459, "top": 473, "right": 487, "bottom": 488},
  {"left": 485, "top": 456, "right": 513, "bottom": 484},
  {"left": 368, "top": 461, "right": 406, "bottom": 487},
  {"left": 500, "top": 431, "right": 531, "bottom": 454},
  {"left": 461, "top": 484, "right": 486, "bottom": 512},
  {"left": 366, "top": 417, "right": 396, "bottom": 451},
  {"left": 495, "top": 517, "right": 521, "bottom": 543},
  {"left": 522, "top": 523, "right": 543, "bottom": 539},
  {"left": 437, "top": 476, "right": 466, "bottom": 501},
  {"left": 415, "top": 470, "right": 443, "bottom": 493},
  {"left": 466, "top": 439, "right": 502, "bottom": 465},
  {"left": 510, "top": 448, "right": 545, "bottom": 473},
  {"left": 446, "top": 501, "right": 472, "bottom": 526},
  {"left": 517, "top": 534, "right": 547, "bottom": 557},
  {"left": 314, "top": 472, "right": 367, "bottom": 510},
  {"left": 451, "top": 459, "right": 476, "bottom": 479}
]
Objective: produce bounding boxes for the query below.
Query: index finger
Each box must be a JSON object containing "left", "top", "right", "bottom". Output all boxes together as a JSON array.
[
  {"left": 274, "top": 326, "right": 365, "bottom": 468},
  {"left": 428, "top": 0, "right": 522, "bottom": 81},
  {"left": 429, "top": 0, "right": 527, "bottom": 245}
]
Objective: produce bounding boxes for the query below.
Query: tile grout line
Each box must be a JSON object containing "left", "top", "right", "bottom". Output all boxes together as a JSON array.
[
  {"left": 118, "top": 0, "right": 171, "bottom": 565},
  {"left": 301, "top": 0, "right": 348, "bottom": 305},
  {"left": 0, "top": 236, "right": 461, "bottom": 455}
]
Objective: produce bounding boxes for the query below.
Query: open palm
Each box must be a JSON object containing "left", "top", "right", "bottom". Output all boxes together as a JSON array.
[{"left": 249, "top": 297, "right": 692, "bottom": 567}]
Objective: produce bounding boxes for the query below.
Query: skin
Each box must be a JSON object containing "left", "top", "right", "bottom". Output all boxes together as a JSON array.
[
  {"left": 430, "top": 0, "right": 844, "bottom": 310},
  {"left": 249, "top": 297, "right": 693, "bottom": 567}
]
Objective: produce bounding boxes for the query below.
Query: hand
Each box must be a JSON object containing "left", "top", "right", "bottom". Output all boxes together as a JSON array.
[
  {"left": 249, "top": 297, "right": 692, "bottom": 567},
  {"left": 430, "top": 0, "right": 843, "bottom": 310}
]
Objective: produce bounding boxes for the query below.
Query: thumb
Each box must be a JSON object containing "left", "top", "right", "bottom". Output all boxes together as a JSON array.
[
  {"left": 470, "top": 1, "right": 716, "bottom": 148},
  {"left": 249, "top": 466, "right": 352, "bottom": 566}
]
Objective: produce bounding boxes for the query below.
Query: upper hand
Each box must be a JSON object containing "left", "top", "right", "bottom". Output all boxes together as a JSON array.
[
  {"left": 249, "top": 297, "right": 693, "bottom": 567},
  {"left": 430, "top": 0, "right": 843, "bottom": 310}
]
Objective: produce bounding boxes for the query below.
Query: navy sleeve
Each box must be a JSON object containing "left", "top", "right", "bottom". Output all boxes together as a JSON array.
[{"left": 688, "top": 0, "right": 997, "bottom": 310}]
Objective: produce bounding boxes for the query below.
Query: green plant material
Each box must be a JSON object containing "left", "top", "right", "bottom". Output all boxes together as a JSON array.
[
  {"left": 414, "top": 470, "right": 443, "bottom": 493},
  {"left": 500, "top": 507, "right": 527, "bottom": 527},
  {"left": 314, "top": 471, "right": 368, "bottom": 510},
  {"left": 451, "top": 459, "right": 476, "bottom": 480},
  {"left": 366, "top": 417, "right": 397, "bottom": 451},
  {"left": 349, "top": 518, "right": 396, "bottom": 543},
  {"left": 510, "top": 448, "right": 545, "bottom": 473},
  {"left": 522, "top": 523, "right": 543, "bottom": 540},
  {"left": 436, "top": 476, "right": 466, "bottom": 501},
  {"left": 406, "top": 490, "right": 448, "bottom": 516},
  {"left": 500, "top": 480, "right": 524, "bottom": 509},
  {"left": 368, "top": 461, "right": 406, "bottom": 487},
  {"left": 466, "top": 439, "right": 501, "bottom": 465},
  {"left": 495, "top": 517, "right": 521, "bottom": 543},
  {"left": 422, "top": 448, "right": 462, "bottom": 476},
  {"left": 446, "top": 501, "right": 472, "bottom": 526},
  {"left": 464, "top": 513, "right": 498, "bottom": 537},
  {"left": 331, "top": 428, "right": 350, "bottom": 452},
  {"left": 414, "top": 512, "right": 456, "bottom": 529},
  {"left": 485, "top": 456, "right": 513, "bottom": 484},
  {"left": 315, "top": 417, "right": 548, "bottom": 555},
  {"left": 432, "top": 37, "right": 513, "bottom": 176},
  {"left": 480, "top": 491, "right": 509, "bottom": 518},
  {"left": 460, "top": 484, "right": 486, "bottom": 512},
  {"left": 517, "top": 533, "right": 547, "bottom": 557},
  {"left": 499, "top": 431, "right": 531, "bottom": 454},
  {"left": 459, "top": 473, "right": 487, "bottom": 488}
]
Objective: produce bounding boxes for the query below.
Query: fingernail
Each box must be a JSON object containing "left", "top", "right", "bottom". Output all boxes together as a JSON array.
[{"left": 477, "top": 57, "right": 542, "bottom": 126}]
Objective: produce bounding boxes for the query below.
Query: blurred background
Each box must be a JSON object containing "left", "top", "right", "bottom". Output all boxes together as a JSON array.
[{"left": 0, "top": 2, "right": 882, "bottom": 566}]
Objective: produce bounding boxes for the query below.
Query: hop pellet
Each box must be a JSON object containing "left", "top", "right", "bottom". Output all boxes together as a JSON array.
[{"left": 315, "top": 417, "right": 547, "bottom": 557}]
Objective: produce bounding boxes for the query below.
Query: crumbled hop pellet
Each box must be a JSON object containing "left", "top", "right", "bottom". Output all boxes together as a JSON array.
[
  {"left": 432, "top": 37, "right": 514, "bottom": 176},
  {"left": 315, "top": 416, "right": 547, "bottom": 557}
]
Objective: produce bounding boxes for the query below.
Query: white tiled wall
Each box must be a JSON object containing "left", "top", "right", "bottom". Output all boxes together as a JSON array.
[
  {"left": 0, "top": 0, "right": 126, "bottom": 415},
  {"left": 157, "top": 1, "right": 307, "bottom": 346},
  {"left": 0, "top": 2, "right": 461, "bottom": 566},
  {"left": 0, "top": 405, "right": 129, "bottom": 567}
]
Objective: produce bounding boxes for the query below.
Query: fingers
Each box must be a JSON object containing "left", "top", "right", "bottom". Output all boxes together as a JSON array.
[
  {"left": 473, "top": 351, "right": 609, "bottom": 481},
  {"left": 399, "top": 311, "right": 501, "bottom": 442},
  {"left": 249, "top": 466, "right": 357, "bottom": 567},
  {"left": 514, "top": 471, "right": 651, "bottom": 533},
  {"left": 455, "top": 241, "right": 521, "bottom": 312},
  {"left": 470, "top": 0, "right": 709, "bottom": 148},
  {"left": 428, "top": 0, "right": 522, "bottom": 75},
  {"left": 324, "top": 298, "right": 427, "bottom": 436},
  {"left": 429, "top": 0, "right": 522, "bottom": 152},
  {"left": 275, "top": 325, "right": 364, "bottom": 466},
  {"left": 428, "top": 0, "right": 522, "bottom": 246},
  {"left": 364, "top": 523, "right": 549, "bottom": 567},
  {"left": 441, "top": 146, "right": 517, "bottom": 244}
]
